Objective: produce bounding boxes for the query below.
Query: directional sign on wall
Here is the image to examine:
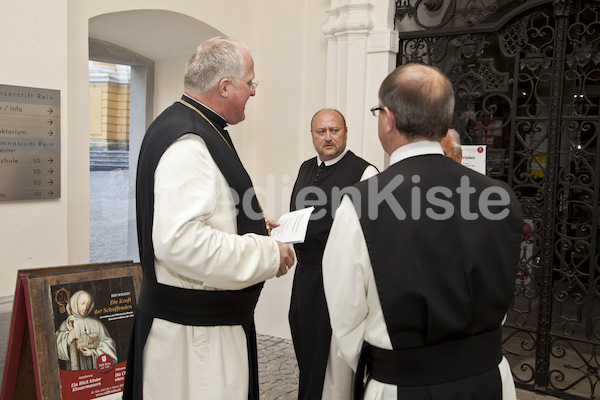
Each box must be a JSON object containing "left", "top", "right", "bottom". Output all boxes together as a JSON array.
[{"left": 0, "top": 84, "right": 60, "bottom": 201}]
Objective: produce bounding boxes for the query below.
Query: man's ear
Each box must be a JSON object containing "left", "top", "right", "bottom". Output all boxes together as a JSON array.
[
  {"left": 217, "top": 78, "right": 230, "bottom": 98},
  {"left": 383, "top": 107, "right": 395, "bottom": 134}
]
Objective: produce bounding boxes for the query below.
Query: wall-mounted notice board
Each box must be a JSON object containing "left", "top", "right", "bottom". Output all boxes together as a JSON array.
[{"left": 0, "top": 84, "right": 61, "bottom": 201}]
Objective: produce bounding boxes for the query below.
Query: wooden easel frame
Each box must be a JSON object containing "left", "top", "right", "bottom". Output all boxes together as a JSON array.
[{"left": 0, "top": 261, "right": 141, "bottom": 399}]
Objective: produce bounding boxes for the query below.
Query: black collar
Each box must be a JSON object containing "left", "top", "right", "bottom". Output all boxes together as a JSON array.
[{"left": 181, "top": 95, "right": 227, "bottom": 131}]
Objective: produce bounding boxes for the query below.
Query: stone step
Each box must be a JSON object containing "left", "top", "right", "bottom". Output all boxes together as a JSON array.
[{"left": 90, "top": 150, "right": 130, "bottom": 171}]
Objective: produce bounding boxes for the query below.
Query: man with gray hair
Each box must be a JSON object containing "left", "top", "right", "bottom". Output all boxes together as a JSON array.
[
  {"left": 323, "top": 63, "right": 522, "bottom": 399},
  {"left": 441, "top": 128, "right": 463, "bottom": 163},
  {"left": 124, "top": 36, "right": 295, "bottom": 400}
]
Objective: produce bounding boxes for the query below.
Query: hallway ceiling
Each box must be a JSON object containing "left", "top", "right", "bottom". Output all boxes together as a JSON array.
[{"left": 89, "top": 10, "right": 222, "bottom": 61}]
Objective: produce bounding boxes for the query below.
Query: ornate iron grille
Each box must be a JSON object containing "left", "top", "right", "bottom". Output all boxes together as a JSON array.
[{"left": 395, "top": 0, "right": 600, "bottom": 398}]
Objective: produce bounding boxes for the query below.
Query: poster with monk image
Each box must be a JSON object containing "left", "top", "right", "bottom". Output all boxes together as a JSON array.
[{"left": 51, "top": 276, "right": 136, "bottom": 400}]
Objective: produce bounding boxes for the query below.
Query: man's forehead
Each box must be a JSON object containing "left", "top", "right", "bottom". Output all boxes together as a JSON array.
[{"left": 313, "top": 113, "right": 344, "bottom": 128}]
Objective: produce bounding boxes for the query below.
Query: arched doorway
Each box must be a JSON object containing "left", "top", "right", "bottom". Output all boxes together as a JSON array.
[{"left": 87, "top": 10, "right": 221, "bottom": 263}]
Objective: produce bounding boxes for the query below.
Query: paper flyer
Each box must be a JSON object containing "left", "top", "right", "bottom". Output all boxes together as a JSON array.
[
  {"left": 461, "top": 145, "right": 487, "bottom": 175},
  {"left": 270, "top": 206, "right": 314, "bottom": 244}
]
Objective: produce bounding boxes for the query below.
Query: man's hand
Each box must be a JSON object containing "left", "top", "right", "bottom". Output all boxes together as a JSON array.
[
  {"left": 67, "top": 329, "right": 77, "bottom": 344},
  {"left": 79, "top": 346, "right": 92, "bottom": 357},
  {"left": 266, "top": 216, "right": 280, "bottom": 232},
  {"left": 276, "top": 240, "right": 295, "bottom": 277}
]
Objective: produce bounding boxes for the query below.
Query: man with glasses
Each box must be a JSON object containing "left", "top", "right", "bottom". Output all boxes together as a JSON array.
[
  {"left": 289, "top": 108, "right": 378, "bottom": 400},
  {"left": 323, "top": 63, "right": 522, "bottom": 399},
  {"left": 124, "top": 36, "right": 295, "bottom": 400}
]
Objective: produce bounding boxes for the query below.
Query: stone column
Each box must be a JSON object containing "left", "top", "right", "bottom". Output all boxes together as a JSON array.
[{"left": 322, "top": 0, "right": 398, "bottom": 170}]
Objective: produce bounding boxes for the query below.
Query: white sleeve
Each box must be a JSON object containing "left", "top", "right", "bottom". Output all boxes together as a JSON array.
[
  {"left": 152, "top": 134, "right": 279, "bottom": 290},
  {"left": 322, "top": 195, "right": 370, "bottom": 370},
  {"left": 360, "top": 165, "right": 379, "bottom": 181}
]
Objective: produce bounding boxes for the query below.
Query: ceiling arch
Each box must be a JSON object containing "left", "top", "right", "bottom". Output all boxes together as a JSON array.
[{"left": 89, "top": 9, "right": 223, "bottom": 61}]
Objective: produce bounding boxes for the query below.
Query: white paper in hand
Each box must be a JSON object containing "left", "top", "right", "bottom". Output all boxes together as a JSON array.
[{"left": 270, "top": 207, "right": 315, "bottom": 244}]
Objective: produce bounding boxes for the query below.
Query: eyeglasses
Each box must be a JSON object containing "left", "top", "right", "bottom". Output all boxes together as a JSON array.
[
  {"left": 370, "top": 105, "right": 383, "bottom": 117},
  {"left": 229, "top": 76, "right": 259, "bottom": 92}
]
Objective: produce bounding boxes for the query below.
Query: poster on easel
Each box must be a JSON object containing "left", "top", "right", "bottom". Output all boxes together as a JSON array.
[
  {"left": 52, "top": 277, "right": 136, "bottom": 399},
  {"left": 1, "top": 261, "right": 142, "bottom": 400}
]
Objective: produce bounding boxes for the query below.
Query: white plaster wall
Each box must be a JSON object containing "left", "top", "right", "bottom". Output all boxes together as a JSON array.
[
  {"left": 0, "top": 0, "right": 396, "bottom": 339},
  {"left": 153, "top": 57, "right": 186, "bottom": 117},
  {"left": 0, "top": 1, "right": 70, "bottom": 294},
  {"left": 250, "top": 0, "right": 332, "bottom": 339}
]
